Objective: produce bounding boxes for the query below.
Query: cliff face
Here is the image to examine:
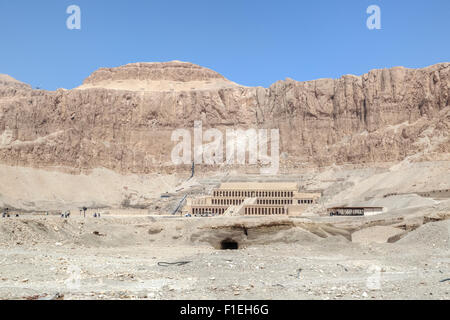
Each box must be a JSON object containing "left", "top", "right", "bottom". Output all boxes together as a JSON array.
[{"left": 0, "top": 62, "right": 449, "bottom": 174}]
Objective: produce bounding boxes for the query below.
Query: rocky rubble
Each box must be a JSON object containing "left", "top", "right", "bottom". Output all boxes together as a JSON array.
[{"left": 0, "top": 215, "right": 448, "bottom": 300}]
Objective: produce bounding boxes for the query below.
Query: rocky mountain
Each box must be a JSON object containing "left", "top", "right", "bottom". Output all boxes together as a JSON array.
[
  {"left": 0, "top": 74, "right": 31, "bottom": 90},
  {"left": 78, "top": 61, "right": 240, "bottom": 92},
  {"left": 0, "top": 61, "right": 449, "bottom": 175}
]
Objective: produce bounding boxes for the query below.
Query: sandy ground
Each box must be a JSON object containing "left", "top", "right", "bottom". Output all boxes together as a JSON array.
[
  {"left": 0, "top": 160, "right": 449, "bottom": 300},
  {"left": 0, "top": 213, "right": 448, "bottom": 300},
  {"left": 1, "top": 160, "right": 449, "bottom": 213}
]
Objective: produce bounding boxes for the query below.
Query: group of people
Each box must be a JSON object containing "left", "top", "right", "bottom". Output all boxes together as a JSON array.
[
  {"left": 1, "top": 207, "right": 104, "bottom": 218},
  {"left": 61, "top": 211, "right": 71, "bottom": 218},
  {"left": 1, "top": 208, "right": 19, "bottom": 218},
  {"left": 2, "top": 208, "right": 10, "bottom": 218},
  {"left": 59, "top": 208, "right": 102, "bottom": 218}
]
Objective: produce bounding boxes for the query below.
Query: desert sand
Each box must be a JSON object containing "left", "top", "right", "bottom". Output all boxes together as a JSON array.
[
  {"left": 0, "top": 160, "right": 449, "bottom": 300},
  {"left": 0, "top": 213, "right": 448, "bottom": 300}
]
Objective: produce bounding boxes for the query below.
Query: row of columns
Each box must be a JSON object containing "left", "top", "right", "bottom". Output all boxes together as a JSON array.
[
  {"left": 192, "top": 207, "right": 225, "bottom": 215},
  {"left": 212, "top": 199, "right": 243, "bottom": 205},
  {"left": 244, "top": 207, "right": 286, "bottom": 215},
  {"left": 213, "top": 190, "right": 294, "bottom": 198},
  {"left": 191, "top": 206, "right": 287, "bottom": 215},
  {"left": 258, "top": 199, "right": 292, "bottom": 205}
]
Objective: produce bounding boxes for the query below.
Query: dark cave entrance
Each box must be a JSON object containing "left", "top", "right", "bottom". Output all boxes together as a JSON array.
[{"left": 220, "top": 239, "right": 239, "bottom": 250}]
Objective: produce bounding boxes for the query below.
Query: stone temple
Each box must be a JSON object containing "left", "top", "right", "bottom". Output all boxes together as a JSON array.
[{"left": 183, "top": 182, "right": 321, "bottom": 216}]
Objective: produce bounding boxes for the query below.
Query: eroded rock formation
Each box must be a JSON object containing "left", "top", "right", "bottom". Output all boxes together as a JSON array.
[{"left": 0, "top": 61, "right": 449, "bottom": 174}]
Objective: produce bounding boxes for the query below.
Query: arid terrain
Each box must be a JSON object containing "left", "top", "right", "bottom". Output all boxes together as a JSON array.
[
  {"left": 0, "top": 210, "right": 448, "bottom": 300},
  {"left": 0, "top": 163, "right": 449, "bottom": 300},
  {"left": 0, "top": 61, "right": 449, "bottom": 299}
]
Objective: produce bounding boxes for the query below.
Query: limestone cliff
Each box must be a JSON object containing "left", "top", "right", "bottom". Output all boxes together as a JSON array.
[{"left": 0, "top": 61, "right": 449, "bottom": 174}]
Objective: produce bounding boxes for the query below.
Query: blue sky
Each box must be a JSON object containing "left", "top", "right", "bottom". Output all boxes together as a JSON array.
[{"left": 0, "top": 0, "right": 449, "bottom": 90}]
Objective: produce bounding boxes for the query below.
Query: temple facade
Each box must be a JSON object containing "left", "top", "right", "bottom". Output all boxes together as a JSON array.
[{"left": 183, "top": 182, "right": 321, "bottom": 216}]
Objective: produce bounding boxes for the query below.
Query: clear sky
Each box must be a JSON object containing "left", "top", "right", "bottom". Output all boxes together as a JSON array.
[{"left": 0, "top": 0, "right": 449, "bottom": 90}]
